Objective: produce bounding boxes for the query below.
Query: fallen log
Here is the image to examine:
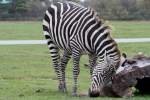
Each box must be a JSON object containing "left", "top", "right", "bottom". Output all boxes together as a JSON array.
[
  {"left": 102, "top": 54, "right": 150, "bottom": 97},
  {"left": 83, "top": 54, "right": 150, "bottom": 97}
]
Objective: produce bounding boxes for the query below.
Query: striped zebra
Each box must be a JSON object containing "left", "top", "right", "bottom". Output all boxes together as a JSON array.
[{"left": 43, "top": 1, "right": 125, "bottom": 97}]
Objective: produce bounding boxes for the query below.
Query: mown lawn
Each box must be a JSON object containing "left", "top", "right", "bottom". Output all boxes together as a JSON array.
[
  {"left": 0, "top": 43, "right": 150, "bottom": 100},
  {"left": 0, "top": 21, "right": 43, "bottom": 40},
  {"left": 0, "top": 21, "right": 150, "bottom": 100},
  {"left": 0, "top": 21, "right": 150, "bottom": 40},
  {"left": 111, "top": 21, "right": 150, "bottom": 38}
]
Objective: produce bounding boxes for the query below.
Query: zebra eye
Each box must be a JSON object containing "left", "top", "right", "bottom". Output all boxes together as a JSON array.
[{"left": 92, "top": 83, "right": 96, "bottom": 88}]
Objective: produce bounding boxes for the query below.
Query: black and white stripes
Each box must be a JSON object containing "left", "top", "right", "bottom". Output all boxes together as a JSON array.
[{"left": 43, "top": 1, "right": 121, "bottom": 96}]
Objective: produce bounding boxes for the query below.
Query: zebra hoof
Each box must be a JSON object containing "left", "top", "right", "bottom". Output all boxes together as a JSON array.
[
  {"left": 62, "top": 88, "right": 67, "bottom": 93},
  {"left": 72, "top": 93, "right": 78, "bottom": 97},
  {"left": 58, "top": 84, "right": 67, "bottom": 93}
]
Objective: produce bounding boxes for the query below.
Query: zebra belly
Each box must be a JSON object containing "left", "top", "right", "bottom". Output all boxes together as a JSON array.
[{"left": 50, "top": 35, "right": 91, "bottom": 55}]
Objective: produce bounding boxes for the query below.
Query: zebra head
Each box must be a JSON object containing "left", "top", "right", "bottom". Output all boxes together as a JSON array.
[{"left": 89, "top": 52, "right": 127, "bottom": 97}]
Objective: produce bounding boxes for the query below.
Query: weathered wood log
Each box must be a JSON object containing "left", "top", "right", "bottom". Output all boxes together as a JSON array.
[
  {"left": 102, "top": 54, "right": 150, "bottom": 97},
  {"left": 83, "top": 54, "right": 150, "bottom": 97}
]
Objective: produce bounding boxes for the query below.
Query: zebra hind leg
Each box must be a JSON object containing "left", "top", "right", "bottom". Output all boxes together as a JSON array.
[
  {"left": 59, "top": 51, "right": 71, "bottom": 93},
  {"left": 43, "top": 26, "right": 66, "bottom": 92},
  {"left": 49, "top": 47, "right": 66, "bottom": 92},
  {"left": 45, "top": 38, "right": 64, "bottom": 92}
]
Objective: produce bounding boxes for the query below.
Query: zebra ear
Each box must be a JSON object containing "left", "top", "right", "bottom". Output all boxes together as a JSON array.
[
  {"left": 122, "top": 53, "right": 127, "bottom": 58},
  {"left": 120, "top": 53, "right": 127, "bottom": 66}
]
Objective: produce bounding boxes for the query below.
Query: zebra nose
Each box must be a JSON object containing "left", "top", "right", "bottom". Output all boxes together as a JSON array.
[{"left": 88, "top": 88, "right": 100, "bottom": 97}]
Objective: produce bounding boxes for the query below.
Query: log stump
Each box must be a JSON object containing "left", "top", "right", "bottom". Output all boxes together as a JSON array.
[{"left": 103, "top": 55, "right": 150, "bottom": 97}]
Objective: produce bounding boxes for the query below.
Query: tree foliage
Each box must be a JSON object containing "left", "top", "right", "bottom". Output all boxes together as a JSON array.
[
  {"left": 10, "top": 0, "right": 28, "bottom": 13},
  {"left": 84, "top": 0, "right": 150, "bottom": 20},
  {"left": 0, "top": 0, "right": 150, "bottom": 20}
]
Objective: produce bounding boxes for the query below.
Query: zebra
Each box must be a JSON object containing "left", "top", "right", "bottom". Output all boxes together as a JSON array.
[{"left": 43, "top": 1, "right": 125, "bottom": 97}]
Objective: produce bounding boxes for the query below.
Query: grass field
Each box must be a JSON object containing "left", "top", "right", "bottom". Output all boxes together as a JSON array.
[
  {"left": 0, "top": 21, "right": 150, "bottom": 40},
  {"left": 0, "top": 21, "right": 150, "bottom": 100},
  {"left": 0, "top": 21, "right": 43, "bottom": 40},
  {"left": 110, "top": 21, "right": 150, "bottom": 38}
]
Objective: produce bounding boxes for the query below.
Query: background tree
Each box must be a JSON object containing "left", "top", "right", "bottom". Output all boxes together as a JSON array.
[
  {"left": 9, "top": 0, "right": 28, "bottom": 16},
  {"left": 0, "top": 0, "right": 150, "bottom": 20}
]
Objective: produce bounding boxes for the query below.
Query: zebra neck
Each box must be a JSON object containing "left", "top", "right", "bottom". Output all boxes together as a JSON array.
[{"left": 97, "top": 50, "right": 121, "bottom": 69}]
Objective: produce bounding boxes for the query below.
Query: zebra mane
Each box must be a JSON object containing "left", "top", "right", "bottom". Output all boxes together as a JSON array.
[
  {"left": 67, "top": 1, "right": 85, "bottom": 8},
  {"left": 97, "top": 51, "right": 117, "bottom": 68},
  {"left": 93, "top": 13, "right": 113, "bottom": 38}
]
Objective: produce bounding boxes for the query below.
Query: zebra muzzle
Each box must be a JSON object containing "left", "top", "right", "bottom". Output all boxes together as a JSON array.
[{"left": 88, "top": 88, "right": 100, "bottom": 97}]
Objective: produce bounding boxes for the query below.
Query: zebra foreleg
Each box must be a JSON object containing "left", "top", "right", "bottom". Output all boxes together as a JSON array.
[
  {"left": 72, "top": 49, "right": 80, "bottom": 96},
  {"left": 89, "top": 55, "right": 97, "bottom": 76},
  {"left": 59, "top": 51, "right": 71, "bottom": 93}
]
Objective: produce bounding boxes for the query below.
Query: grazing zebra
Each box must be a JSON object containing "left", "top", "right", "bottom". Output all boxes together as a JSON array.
[{"left": 43, "top": 1, "right": 125, "bottom": 97}]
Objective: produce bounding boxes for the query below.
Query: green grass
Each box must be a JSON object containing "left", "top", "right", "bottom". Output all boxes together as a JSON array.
[
  {"left": 0, "top": 21, "right": 43, "bottom": 40},
  {"left": 0, "top": 43, "right": 150, "bottom": 100},
  {"left": 0, "top": 21, "right": 150, "bottom": 99},
  {"left": 0, "top": 21, "right": 150, "bottom": 40},
  {"left": 111, "top": 21, "right": 150, "bottom": 38}
]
